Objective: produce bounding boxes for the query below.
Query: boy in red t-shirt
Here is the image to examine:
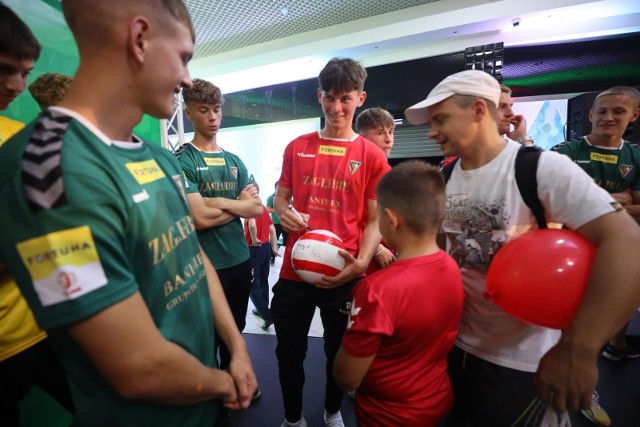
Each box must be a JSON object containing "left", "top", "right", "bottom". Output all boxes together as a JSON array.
[{"left": 334, "top": 161, "right": 464, "bottom": 427}]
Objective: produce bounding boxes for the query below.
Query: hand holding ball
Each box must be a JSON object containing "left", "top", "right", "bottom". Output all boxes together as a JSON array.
[
  {"left": 292, "top": 230, "right": 346, "bottom": 284},
  {"left": 486, "top": 229, "right": 595, "bottom": 329}
]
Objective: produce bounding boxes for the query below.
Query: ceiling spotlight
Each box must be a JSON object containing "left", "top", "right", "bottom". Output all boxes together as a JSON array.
[{"left": 280, "top": 7, "right": 289, "bottom": 16}]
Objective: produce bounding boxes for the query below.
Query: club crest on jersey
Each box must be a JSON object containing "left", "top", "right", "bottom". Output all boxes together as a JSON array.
[
  {"left": 348, "top": 160, "right": 362, "bottom": 176},
  {"left": 619, "top": 164, "right": 634, "bottom": 177},
  {"left": 230, "top": 167, "right": 238, "bottom": 179}
]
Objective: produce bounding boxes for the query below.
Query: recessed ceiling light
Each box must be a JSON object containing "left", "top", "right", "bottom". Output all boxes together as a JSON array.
[{"left": 280, "top": 7, "right": 289, "bottom": 16}]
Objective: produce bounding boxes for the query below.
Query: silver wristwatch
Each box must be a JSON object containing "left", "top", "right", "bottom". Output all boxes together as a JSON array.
[{"left": 517, "top": 136, "right": 534, "bottom": 146}]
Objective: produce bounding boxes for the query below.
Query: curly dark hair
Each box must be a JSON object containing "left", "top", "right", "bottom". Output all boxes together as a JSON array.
[
  {"left": 28, "top": 73, "right": 73, "bottom": 109},
  {"left": 182, "top": 79, "right": 225, "bottom": 105}
]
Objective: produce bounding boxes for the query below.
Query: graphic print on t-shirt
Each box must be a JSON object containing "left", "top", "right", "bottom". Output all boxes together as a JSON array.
[{"left": 444, "top": 194, "right": 510, "bottom": 271}]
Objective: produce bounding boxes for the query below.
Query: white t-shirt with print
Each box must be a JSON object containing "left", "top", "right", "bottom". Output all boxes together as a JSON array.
[{"left": 442, "top": 140, "right": 616, "bottom": 372}]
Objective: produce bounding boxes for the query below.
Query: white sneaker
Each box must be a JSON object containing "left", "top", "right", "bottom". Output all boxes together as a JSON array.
[
  {"left": 281, "top": 416, "right": 308, "bottom": 427},
  {"left": 324, "top": 410, "right": 345, "bottom": 427}
]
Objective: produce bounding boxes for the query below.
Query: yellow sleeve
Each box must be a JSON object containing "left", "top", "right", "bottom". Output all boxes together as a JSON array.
[{"left": 0, "top": 116, "right": 25, "bottom": 148}]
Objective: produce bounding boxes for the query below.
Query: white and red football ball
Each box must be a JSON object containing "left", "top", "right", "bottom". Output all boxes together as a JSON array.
[{"left": 291, "top": 230, "right": 346, "bottom": 283}]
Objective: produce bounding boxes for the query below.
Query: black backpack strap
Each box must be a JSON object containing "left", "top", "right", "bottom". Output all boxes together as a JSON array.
[
  {"left": 515, "top": 145, "right": 547, "bottom": 229},
  {"left": 441, "top": 157, "right": 460, "bottom": 184}
]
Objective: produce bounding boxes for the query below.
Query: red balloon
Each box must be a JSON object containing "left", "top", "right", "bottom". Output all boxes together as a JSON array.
[{"left": 485, "top": 229, "right": 596, "bottom": 329}]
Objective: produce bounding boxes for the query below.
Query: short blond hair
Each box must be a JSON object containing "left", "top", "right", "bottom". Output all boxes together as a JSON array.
[
  {"left": 62, "top": 0, "right": 195, "bottom": 48},
  {"left": 28, "top": 73, "right": 73, "bottom": 109},
  {"left": 595, "top": 86, "right": 640, "bottom": 108}
]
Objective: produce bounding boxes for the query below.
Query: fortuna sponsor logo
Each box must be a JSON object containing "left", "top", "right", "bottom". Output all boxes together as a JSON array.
[
  {"left": 297, "top": 153, "right": 316, "bottom": 158},
  {"left": 17, "top": 226, "right": 108, "bottom": 306},
  {"left": 126, "top": 159, "right": 166, "bottom": 184},
  {"left": 590, "top": 152, "right": 618, "bottom": 164},
  {"left": 26, "top": 241, "right": 92, "bottom": 265},
  {"left": 319, "top": 145, "right": 346, "bottom": 156},
  {"left": 348, "top": 161, "right": 362, "bottom": 176},
  {"left": 620, "top": 164, "right": 634, "bottom": 177},
  {"left": 204, "top": 158, "right": 225, "bottom": 166}
]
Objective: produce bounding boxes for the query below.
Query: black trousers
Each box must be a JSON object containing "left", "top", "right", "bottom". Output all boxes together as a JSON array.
[
  {"left": 271, "top": 278, "right": 356, "bottom": 422},
  {"left": 0, "top": 338, "right": 74, "bottom": 427},
  {"left": 215, "top": 260, "right": 253, "bottom": 369}
]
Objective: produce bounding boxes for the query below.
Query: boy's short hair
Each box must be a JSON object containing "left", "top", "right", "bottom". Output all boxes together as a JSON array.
[
  {"left": 356, "top": 108, "right": 395, "bottom": 133},
  {"left": 595, "top": 86, "right": 640, "bottom": 108},
  {"left": 183, "top": 79, "right": 224, "bottom": 106},
  {"left": 28, "top": 73, "right": 73, "bottom": 109},
  {"left": 318, "top": 57, "right": 367, "bottom": 94},
  {"left": 0, "top": 4, "right": 41, "bottom": 61},
  {"left": 376, "top": 160, "right": 445, "bottom": 234}
]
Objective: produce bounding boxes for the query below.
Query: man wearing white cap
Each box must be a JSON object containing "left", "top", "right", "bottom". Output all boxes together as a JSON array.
[{"left": 405, "top": 69, "right": 640, "bottom": 425}]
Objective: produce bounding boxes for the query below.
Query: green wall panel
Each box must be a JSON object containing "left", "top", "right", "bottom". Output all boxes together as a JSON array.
[{"left": 2, "top": 0, "right": 162, "bottom": 145}]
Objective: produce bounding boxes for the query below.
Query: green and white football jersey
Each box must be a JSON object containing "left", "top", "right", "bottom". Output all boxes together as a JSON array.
[
  {"left": 0, "top": 107, "right": 219, "bottom": 427},
  {"left": 178, "top": 143, "right": 252, "bottom": 269}
]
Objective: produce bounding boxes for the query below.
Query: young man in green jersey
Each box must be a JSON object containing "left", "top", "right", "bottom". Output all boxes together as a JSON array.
[
  {"left": 552, "top": 86, "right": 640, "bottom": 426},
  {"left": 177, "top": 78, "right": 262, "bottom": 376},
  {"left": 0, "top": 1, "right": 257, "bottom": 426},
  {"left": 553, "top": 86, "right": 640, "bottom": 222}
]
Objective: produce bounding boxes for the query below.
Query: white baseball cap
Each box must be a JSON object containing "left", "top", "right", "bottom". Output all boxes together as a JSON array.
[{"left": 405, "top": 70, "right": 501, "bottom": 125}]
